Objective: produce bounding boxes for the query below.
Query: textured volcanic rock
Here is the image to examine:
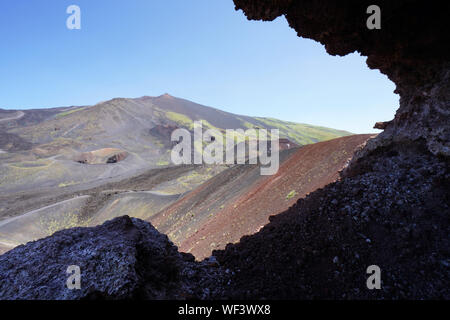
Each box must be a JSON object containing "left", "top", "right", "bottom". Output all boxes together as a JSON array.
[
  {"left": 0, "top": 216, "right": 227, "bottom": 300},
  {"left": 149, "top": 124, "right": 180, "bottom": 148},
  {"left": 234, "top": 0, "right": 450, "bottom": 156},
  {"left": 215, "top": 142, "right": 449, "bottom": 299},
  {"left": 164, "top": 135, "right": 373, "bottom": 260}
]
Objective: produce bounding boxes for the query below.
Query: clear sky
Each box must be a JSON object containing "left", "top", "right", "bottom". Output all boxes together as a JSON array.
[{"left": 0, "top": 0, "right": 398, "bottom": 133}]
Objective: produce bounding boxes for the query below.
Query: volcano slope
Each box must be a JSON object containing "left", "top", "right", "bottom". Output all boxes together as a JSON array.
[
  {"left": 0, "top": 93, "right": 351, "bottom": 249},
  {"left": 215, "top": 141, "right": 449, "bottom": 299},
  {"left": 152, "top": 134, "right": 374, "bottom": 259},
  {"left": 0, "top": 94, "right": 350, "bottom": 198},
  {"left": 0, "top": 164, "right": 225, "bottom": 254},
  {"left": 0, "top": 216, "right": 229, "bottom": 300},
  {"left": 0, "top": 135, "right": 368, "bottom": 256}
]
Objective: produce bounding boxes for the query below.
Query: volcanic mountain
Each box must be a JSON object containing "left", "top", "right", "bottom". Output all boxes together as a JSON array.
[
  {"left": 0, "top": 94, "right": 350, "bottom": 195},
  {"left": 0, "top": 94, "right": 352, "bottom": 253}
]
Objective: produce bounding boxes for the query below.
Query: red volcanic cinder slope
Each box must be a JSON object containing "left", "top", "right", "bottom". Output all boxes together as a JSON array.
[{"left": 151, "top": 134, "right": 375, "bottom": 259}]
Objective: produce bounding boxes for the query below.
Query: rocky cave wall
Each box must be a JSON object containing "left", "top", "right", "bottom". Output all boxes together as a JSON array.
[{"left": 233, "top": 0, "right": 449, "bottom": 157}]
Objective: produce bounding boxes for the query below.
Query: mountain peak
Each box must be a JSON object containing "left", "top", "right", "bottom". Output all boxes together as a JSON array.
[{"left": 159, "top": 93, "right": 174, "bottom": 99}]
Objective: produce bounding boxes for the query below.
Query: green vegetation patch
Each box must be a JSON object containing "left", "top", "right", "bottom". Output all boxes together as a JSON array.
[
  {"left": 156, "top": 160, "right": 170, "bottom": 166},
  {"left": 255, "top": 117, "right": 352, "bottom": 146},
  {"left": 286, "top": 190, "right": 297, "bottom": 200},
  {"left": 166, "top": 111, "right": 194, "bottom": 128},
  {"left": 55, "top": 107, "right": 85, "bottom": 119}
]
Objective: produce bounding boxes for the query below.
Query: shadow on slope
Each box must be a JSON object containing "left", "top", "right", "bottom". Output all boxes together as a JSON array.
[
  {"left": 214, "top": 142, "right": 449, "bottom": 299},
  {"left": 152, "top": 134, "right": 375, "bottom": 259}
]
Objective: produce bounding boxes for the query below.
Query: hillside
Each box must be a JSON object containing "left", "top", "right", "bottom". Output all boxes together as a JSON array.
[
  {"left": 0, "top": 94, "right": 351, "bottom": 196},
  {"left": 0, "top": 134, "right": 371, "bottom": 255},
  {"left": 151, "top": 134, "right": 374, "bottom": 259},
  {"left": 0, "top": 94, "right": 353, "bottom": 254}
]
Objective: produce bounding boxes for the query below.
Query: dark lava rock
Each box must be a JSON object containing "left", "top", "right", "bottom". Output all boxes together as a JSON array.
[
  {"left": 214, "top": 142, "right": 450, "bottom": 299},
  {"left": 0, "top": 216, "right": 227, "bottom": 300}
]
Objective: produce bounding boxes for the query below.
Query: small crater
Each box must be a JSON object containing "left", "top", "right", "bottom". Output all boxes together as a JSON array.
[{"left": 73, "top": 148, "right": 128, "bottom": 165}]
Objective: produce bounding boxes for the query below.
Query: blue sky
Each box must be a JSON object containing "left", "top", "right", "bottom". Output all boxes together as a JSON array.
[{"left": 0, "top": 0, "right": 398, "bottom": 133}]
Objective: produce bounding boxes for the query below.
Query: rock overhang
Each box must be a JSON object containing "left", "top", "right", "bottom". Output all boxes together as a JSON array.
[{"left": 233, "top": 0, "right": 449, "bottom": 157}]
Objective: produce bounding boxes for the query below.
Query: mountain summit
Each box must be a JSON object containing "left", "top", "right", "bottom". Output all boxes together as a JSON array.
[{"left": 0, "top": 94, "right": 351, "bottom": 194}]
